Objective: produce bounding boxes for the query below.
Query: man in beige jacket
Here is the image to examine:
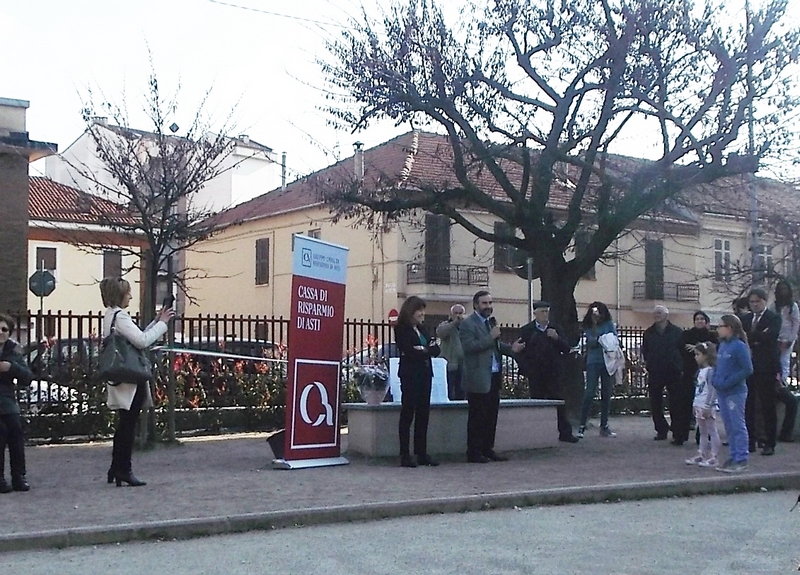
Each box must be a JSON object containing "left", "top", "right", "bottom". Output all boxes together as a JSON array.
[{"left": 437, "top": 304, "right": 466, "bottom": 400}]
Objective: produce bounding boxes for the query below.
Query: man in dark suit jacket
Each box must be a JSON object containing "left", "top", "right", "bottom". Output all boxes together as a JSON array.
[
  {"left": 742, "top": 287, "right": 782, "bottom": 455},
  {"left": 459, "top": 290, "right": 525, "bottom": 463},
  {"left": 517, "top": 301, "right": 578, "bottom": 443}
]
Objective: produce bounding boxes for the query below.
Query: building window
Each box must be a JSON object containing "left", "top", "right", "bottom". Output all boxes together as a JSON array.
[
  {"left": 575, "top": 231, "right": 596, "bottom": 280},
  {"left": 645, "top": 239, "right": 664, "bottom": 300},
  {"left": 308, "top": 229, "right": 321, "bottom": 239},
  {"left": 35, "top": 247, "right": 57, "bottom": 272},
  {"left": 754, "top": 244, "right": 773, "bottom": 282},
  {"left": 255, "top": 238, "right": 270, "bottom": 285},
  {"left": 714, "top": 239, "right": 731, "bottom": 282},
  {"left": 493, "top": 222, "right": 516, "bottom": 273},
  {"left": 425, "top": 214, "right": 450, "bottom": 285},
  {"left": 103, "top": 250, "right": 122, "bottom": 278}
]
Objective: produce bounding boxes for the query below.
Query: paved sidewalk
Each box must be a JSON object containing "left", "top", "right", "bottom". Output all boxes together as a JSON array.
[{"left": 2, "top": 415, "right": 799, "bottom": 552}]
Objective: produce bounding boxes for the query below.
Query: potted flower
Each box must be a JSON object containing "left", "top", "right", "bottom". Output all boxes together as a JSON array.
[{"left": 353, "top": 334, "right": 390, "bottom": 405}]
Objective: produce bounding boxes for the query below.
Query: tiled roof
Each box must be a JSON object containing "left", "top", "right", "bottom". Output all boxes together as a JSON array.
[
  {"left": 29, "top": 177, "right": 138, "bottom": 225},
  {"left": 205, "top": 131, "right": 799, "bottom": 229}
]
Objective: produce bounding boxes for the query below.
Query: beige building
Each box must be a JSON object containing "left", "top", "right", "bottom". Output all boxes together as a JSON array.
[{"left": 186, "top": 132, "right": 800, "bottom": 330}]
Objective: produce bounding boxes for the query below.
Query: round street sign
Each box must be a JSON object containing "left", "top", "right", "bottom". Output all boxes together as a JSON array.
[
  {"left": 29, "top": 270, "right": 56, "bottom": 297},
  {"left": 387, "top": 308, "right": 399, "bottom": 323}
]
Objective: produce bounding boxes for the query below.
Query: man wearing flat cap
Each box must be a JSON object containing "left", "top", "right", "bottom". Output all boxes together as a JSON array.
[{"left": 517, "top": 301, "right": 579, "bottom": 443}]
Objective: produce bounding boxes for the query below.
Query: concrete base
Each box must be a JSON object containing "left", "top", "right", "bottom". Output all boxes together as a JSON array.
[{"left": 343, "top": 399, "right": 562, "bottom": 457}]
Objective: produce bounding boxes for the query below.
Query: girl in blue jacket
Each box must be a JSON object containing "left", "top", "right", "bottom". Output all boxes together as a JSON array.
[{"left": 711, "top": 314, "right": 753, "bottom": 473}]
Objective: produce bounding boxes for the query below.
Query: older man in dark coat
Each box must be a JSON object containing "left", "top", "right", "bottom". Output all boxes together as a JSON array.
[{"left": 517, "top": 301, "right": 578, "bottom": 443}]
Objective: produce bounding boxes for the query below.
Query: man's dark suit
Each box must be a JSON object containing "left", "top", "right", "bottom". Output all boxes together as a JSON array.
[
  {"left": 742, "top": 308, "right": 782, "bottom": 450},
  {"left": 517, "top": 320, "right": 573, "bottom": 439}
]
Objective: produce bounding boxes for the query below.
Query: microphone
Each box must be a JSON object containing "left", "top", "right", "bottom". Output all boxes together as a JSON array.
[{"left": 488, "top": 317, "right": 497, "bottom": 328}]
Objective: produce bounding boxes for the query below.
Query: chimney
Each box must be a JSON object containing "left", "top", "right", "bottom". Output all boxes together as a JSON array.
[
  {"left": 281, "top": 151, "right": 287, "bottom": 190},
  {"left": 91, "top": 116, "right": 108, "bottom": 126},
  {"left": 239, "top": 134, "right": 250, "bottom": 144},
  {"left": 354, "top": 141, "right": 364, "bottom": 180}
]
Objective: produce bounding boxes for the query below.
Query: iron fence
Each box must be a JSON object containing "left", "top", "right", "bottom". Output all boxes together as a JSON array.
[{"left": 5, "top": 311, "right": 799, "bottom": 439}]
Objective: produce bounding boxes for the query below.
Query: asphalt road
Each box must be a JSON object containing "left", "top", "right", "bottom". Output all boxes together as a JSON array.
[{"left": 6, "top": 491, "right": 800, "bottom": 574}]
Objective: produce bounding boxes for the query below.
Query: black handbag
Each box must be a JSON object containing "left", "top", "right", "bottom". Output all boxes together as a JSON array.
[{"left": 96, "top": 311, "right": 152, "bottom": 386}]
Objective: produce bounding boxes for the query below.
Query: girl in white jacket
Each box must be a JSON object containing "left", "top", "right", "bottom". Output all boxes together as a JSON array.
[{"left": 685, "top": 342, "right": 720, "bottom": 468}]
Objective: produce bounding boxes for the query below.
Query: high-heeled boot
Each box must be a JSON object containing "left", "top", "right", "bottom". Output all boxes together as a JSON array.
[
  {"left": 107, "top": 467, "right": 116, "bottom": 484},
  {"left": 115, "top": 472, "right": 147, "bottom": 487}
]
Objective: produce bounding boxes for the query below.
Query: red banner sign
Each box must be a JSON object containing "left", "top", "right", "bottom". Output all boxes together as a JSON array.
[{"left": 277, "top": 235, "right": 349, "bottom": 469}]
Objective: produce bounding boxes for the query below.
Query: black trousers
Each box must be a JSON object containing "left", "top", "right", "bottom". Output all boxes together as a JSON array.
[
  {"left": 529, "top": 373, "right": 572, "bottom": 438},
  {"left": 671, "top": 372, "right": 697, "bottom": 443},
  {"left": 746, "top": 373, "right": 777, "bottom": 449},
  {"left": 111, "top": 383, "right": 147, "bottom": 474},
  {"left": 398, "top": 373, "right": 432, "bottom": 456},
  {"left": 447, "top": 367, "right": 465, "bottom": 400},
  {"left": 777, "top": 385, "right": 798, "bottom": 440},
  {"left": 0, "top": 412, "right": 26, "bottom": 480},
  {"left": 648, "top": 368, "right": 682, "bottom": 437},
  {"left": 467, "top": 372, "right": 501, "bottom": 457}
]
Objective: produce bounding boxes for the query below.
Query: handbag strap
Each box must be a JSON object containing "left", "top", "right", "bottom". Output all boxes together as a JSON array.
[{"left": 109, "top": 310, "right": 123, "bottom": 334}]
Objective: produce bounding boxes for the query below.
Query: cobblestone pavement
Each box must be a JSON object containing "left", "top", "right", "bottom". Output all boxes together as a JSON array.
[{"left": 2, "top": 415, "right": 798, "bottom": 549}]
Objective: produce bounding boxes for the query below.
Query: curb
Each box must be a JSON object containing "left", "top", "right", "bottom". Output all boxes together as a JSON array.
[{"left": 2, "top": 471, "right": 799, "bottom": 553}]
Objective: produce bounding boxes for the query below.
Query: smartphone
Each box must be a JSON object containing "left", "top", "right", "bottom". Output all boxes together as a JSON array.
[{"left": 162, "top": 294, "right": 175, "bottom": 308}]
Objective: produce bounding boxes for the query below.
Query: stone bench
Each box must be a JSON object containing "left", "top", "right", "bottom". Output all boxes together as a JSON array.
[{"left": 343, "top": 399, "right": 562, "bottom": 457}]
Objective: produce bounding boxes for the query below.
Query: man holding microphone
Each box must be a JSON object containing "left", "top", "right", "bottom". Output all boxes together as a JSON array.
[{"left": 460, "top": 291, "right": 525, "bottom": 463}]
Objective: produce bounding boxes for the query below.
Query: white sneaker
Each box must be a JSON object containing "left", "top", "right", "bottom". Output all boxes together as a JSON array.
[
  {"left": 698, "top": 457, "right": 718, "bottom": 468},
  {"left": 685, "top": 454, "right": 704, "bottom": 465},
  {"left": 576, "top": 426, "right": 586, "bottom": 439}
]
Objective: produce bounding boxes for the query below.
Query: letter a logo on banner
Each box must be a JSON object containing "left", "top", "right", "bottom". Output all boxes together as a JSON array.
[
  {"left": 274, "top": 235, "right": 349, "bottom": 470},
  {"left": 300, "top": 381, "right": 334, "bottom": 427}
]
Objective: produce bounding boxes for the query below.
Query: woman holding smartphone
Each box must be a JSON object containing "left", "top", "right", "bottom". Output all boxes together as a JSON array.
[
  {"left": 100, "top": 278, "right": 174, "bottom": 486},
  {"left": 394, "top": 296, "right": 440, "bottom": 467}
]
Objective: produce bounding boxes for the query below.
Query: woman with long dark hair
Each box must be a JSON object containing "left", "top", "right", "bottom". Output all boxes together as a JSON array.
[
  {"left": 771, "top": 280, "right": 799, "bottom": 383},
  {"left": 771, "top": 280, "right": 799, "bottom": 442},
  {"left": 394, "top": 296, "right": 440, "bottom": 468},
  {"left": 578, "top": 302, "right": 617, "bottom": 438}
]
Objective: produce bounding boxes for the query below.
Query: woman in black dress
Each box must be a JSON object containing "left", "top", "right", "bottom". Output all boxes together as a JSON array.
[{"left": 394, "top": 296, "right": 440, "bottom": 468}]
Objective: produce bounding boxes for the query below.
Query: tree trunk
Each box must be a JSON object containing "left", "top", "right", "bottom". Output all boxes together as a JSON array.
[{"left": 137, "top": 250, "right": 160, "bottom": 448}]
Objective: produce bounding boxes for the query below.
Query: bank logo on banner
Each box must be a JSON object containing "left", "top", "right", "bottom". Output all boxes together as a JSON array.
[
  {"left": 290, "top": 359, "right": 340, "bottom": 449},
  {"left": 301, "top": 247, "right": 312, "bottom": 268}
]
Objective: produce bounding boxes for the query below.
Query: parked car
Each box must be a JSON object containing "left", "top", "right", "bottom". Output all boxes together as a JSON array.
[{"left": 20, "top": 338, "right": 99, "bottom": 413}]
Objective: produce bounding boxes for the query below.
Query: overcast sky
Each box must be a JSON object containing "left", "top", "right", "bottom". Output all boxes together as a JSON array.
[
  {"left": 2, "top": 0, "right": 797, "bottom": 185},
  {"left": 2, "top": 0, "right": 408, "bottom": 182}
]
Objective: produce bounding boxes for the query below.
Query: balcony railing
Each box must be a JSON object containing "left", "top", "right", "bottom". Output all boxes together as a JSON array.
[
  {"left": 406, "top": 262, "right": 490, "bottom": 286},
  {"left": 633, "top": 281, "right": 700, "bottom": 302}
]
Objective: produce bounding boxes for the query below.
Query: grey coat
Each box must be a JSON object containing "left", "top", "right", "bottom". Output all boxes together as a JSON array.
[{"left": 459, "top": 312, "right": 513, "bottom": 394}]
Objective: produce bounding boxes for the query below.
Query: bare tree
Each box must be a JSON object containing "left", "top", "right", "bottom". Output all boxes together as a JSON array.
[
  {"left": 319, "top": 0, "right": 800, "bottom": 334},
  {"left": 69, "top": 70, "right": 237, "bottom": 321}
]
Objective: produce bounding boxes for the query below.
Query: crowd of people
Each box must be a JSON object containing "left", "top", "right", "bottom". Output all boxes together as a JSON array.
[
  {"left": 0, "top": 281, "right": 797, "bottom": 487},
  {"left": 407, "top": 285, "right": 798, "bottom": 473}
]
